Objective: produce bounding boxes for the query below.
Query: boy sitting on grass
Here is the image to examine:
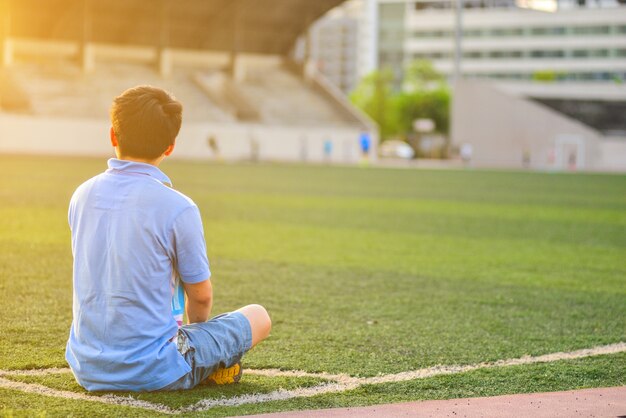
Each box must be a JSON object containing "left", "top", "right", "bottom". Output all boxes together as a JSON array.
[{"left": 66, "top": 85, "right": 271, "bottom": 391}]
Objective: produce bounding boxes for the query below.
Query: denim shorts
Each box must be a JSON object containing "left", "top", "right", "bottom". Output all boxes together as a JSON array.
[{"left": 157, "top": 311, "right": 253, "bottom": 391}]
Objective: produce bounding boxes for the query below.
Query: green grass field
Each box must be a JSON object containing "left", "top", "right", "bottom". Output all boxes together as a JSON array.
[{"left": 0, "top": 154, "right": 624, "bottom": 416}]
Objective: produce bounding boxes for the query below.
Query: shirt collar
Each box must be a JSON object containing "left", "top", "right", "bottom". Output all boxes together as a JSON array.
[{"left": 106, "top": 158, "right": 172, "bottom": 187}]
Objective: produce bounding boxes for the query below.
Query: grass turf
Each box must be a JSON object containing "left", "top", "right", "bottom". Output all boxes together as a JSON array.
[
  {"left": 0, "top": 154, "right": 624, "bottom": 415},
  {"left": 2, "top": 353, "right": 624, "bottom": 417},
  {"left": 209, "top": 352, "right": 626, "bottom": 417}
]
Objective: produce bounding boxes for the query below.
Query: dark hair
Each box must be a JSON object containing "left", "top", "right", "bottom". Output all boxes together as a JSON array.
[{"left": 110, "top": 85, "right": 183, "bottom": 160}]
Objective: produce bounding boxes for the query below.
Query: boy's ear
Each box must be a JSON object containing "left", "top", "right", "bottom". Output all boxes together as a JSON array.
[
  {"left": 164, "top": 143, "right": 175, "bottom": 156},
  {"left": 110, "top": 127, "right": 118, "bottom": 147}
]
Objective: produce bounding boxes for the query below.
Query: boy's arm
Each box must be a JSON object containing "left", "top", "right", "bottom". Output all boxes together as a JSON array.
[
  {"left": 183, "top": 279, "right": 213, "bottom": 323},
  {"left": 172, "top": 205, "right": 212, "bottom": 323}
]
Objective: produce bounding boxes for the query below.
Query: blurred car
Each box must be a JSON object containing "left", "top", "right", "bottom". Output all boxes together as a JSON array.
[{"left": 379, "top": 140, "right": 415, "bottom": 160}]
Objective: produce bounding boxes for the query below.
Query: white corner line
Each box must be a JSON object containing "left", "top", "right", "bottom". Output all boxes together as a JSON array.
[
  {"left": 245, "top": 341, "right": 626, "bottom": 386},
  {"left": 0, "top": 367, "right": 70, "bottom": 377},
  {"left": 185, "top": 341, "right": 626, "bottom": 412},
  {"left": 0, "top": 377, "right": 177, "bottom": 415},
  {"left": 0, "top": 341, "right": 624, "bottom": 414},
  {"left": 179, "top": 382, "right": 361, "bottom": 413}
]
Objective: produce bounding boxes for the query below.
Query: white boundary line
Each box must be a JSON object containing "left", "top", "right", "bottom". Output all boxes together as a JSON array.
[
  {"left": 0, "top": 342, "right": 624, "bottom": 414},
  {"left": 246, "top": 341, "right": 626, "bottom": 385},
  {"left": 0, "top": 368, "right": 70, "bottom": 377},
  {"left": 0, "top": 377, "right": 176, "bottom": 414}
]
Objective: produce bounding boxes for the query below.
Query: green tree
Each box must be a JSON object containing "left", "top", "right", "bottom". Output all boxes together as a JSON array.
[
  {"left": 394, "top": 89, "right": 450, "bottom": 137},
  {"left": 350, "top": 61, "right": 450, "bottom": 143},
  {"left": 349, "top": 69, "right": 396, "bottom": 140},
  {"left": 395, "top": 61, "right": 450, "bottom": 136},
  {"left": 403, "top": 60, "right": 446, "bottom": 92}
]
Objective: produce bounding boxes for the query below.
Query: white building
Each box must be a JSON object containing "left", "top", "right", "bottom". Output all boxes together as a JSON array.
[
  {"left": 378, "top": 0, "right": 626, "bottom": 83},
  {"left": 309, "top": 0, "right": 379, "bottom": 93}
]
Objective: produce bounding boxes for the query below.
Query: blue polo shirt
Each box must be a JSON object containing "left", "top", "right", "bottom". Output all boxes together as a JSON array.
[{"left": 66, "top": 158, "right": 210, "bottom": 391}]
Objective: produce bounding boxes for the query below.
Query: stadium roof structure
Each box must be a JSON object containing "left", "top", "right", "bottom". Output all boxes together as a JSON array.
[{"left": 3, "top": 0, "right": 347, "bottom": 55}]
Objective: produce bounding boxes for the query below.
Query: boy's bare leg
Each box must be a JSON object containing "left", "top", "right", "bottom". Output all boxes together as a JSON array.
[
  {"left": 236, "top": 304, "right": 272, "bottom": 347},
  {"left": 202, "top": 304, "right": 271, "bottom": 385}
]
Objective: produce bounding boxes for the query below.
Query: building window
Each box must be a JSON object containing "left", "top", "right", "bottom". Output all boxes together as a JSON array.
[
  {"left": 414, "top": 2, "right": 453, "bottom": 10},
  {"left": 530, "top": 50, "right": 565, "bottom": 58},
  {"left": 530, "top": 27, "right": 566, "bottom": 36},
  {"left": 572, "top": 49, "right": 610, "bottom": 58},
  {"left": 463, "top": 29, "right": 483, "bottom": 37},
  {"left": 490, "top": 28, "right": 524, "bottom": 37},
  {"left": 463, "top": 51, "right": 483, "bottom": 59},
  {"left": 571, "top": 26, "right": 611, "bottom": 35},
  {"left": 571, "top": 72, "right": 614, "bottom": 81},
  {"left": 488, "top": 51, "right": 523, "bottom": 59},
  {"left": 417, "top": 52, "right": 451, "bottom": 59},
  {"left": 413, "top": 30, "right": 452, "bottom": 38}
]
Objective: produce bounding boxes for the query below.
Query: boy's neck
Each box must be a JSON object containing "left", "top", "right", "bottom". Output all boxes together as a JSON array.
[{"left": 116, "top": 152, "right": 164, "bottom": 167}]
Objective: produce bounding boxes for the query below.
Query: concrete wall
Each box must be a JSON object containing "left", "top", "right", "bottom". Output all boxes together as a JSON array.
[
  {"left": 451, "top": 80, "right": 617, "bottom": 171},
  {"left": 599, "top": 137, "right": 626, "bottom": 172},
  {"left": 0, "top": 113, "right": 366, "bottom": 164}
]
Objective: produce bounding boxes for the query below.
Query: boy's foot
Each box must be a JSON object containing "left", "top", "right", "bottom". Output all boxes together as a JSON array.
[{"left": 202, "top": 362, "right": 242, "bottom": 385}]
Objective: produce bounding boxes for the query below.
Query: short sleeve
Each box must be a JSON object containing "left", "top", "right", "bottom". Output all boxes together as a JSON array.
[
  {"left": 68, "top": 199, "right": 73, "bottom": 228},
  {"left": 172, "top": 205, "right": 211, "bottom": 283},
  {"left": 68, "top": 189, "right": 78, "bottom": 229}
]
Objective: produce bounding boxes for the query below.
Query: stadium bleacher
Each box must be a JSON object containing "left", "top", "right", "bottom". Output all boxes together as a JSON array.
[
  {"left": 0, "top": 45, "right": 374, "bottom": 162},
  {"left": 5, "top": 53, "right": 362, "bottom": 128},
  {"left": 0, "top": 0, "right": 376, "bottom": 163},
  {"left": 7, "top": 60, "right": 234, "bottom": 122}
]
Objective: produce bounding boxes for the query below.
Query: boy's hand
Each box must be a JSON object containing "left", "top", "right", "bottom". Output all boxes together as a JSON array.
[{"left": 183, "top": 279, "right": 213, "bottom": 323}]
